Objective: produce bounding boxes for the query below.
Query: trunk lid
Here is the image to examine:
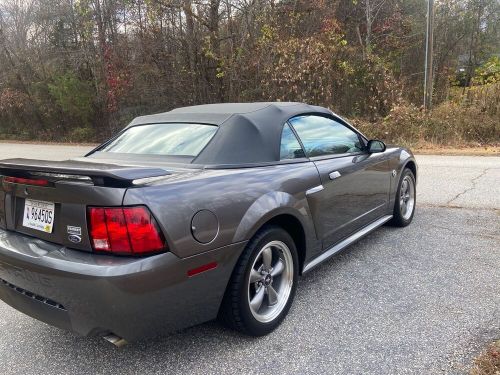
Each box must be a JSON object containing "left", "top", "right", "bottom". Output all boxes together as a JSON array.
[{"left": 0, "top": 158, "right": 170, "bottom": 252}]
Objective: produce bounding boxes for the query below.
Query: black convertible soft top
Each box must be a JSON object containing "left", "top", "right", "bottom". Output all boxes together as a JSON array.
[{"left": 126, "top": 102, "right": 333, "bottom": 165}]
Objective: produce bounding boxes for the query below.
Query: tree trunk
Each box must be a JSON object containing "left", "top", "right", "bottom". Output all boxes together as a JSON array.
[
  {"left": 365, "top": 0, "right": 372, "bottom": 55},
  {"left": 208, "top": 0, "right": 222, "bottom": 102},
  {"left": 183, "top": 0, "right": 197, "bottom": 103}
]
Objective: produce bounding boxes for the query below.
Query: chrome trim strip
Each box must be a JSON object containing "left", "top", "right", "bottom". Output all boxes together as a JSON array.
[
  {"left": 305, "top": 185, "right": 324, "bottom": 196},
  {"left": 302, "top": 215, "right": 393, "bottom": 274}
]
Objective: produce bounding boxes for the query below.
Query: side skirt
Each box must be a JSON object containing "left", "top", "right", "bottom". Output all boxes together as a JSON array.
[{"left": 302, "top": 215, "right": 393, "bottom": 274}]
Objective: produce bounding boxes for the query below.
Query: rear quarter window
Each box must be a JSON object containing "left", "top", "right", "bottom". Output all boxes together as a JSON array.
[{"left": 280, "top": 123, "right": 305, "bottom": 160}]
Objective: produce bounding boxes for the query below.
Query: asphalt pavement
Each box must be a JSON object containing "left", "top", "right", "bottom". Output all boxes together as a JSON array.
[{"left": 0, "top": 143, "right": 498, "bottom": 374}]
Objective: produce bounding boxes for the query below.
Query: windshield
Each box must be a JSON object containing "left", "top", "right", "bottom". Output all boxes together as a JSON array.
[{"left": 100, "top": 123, "right": 217, "bottom": 156}]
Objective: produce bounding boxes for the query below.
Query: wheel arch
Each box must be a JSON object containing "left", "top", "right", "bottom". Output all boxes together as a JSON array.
[
  {"left": 258, "top": 214, "right": 307, "bottom": 274},
  {"left": 397, "top": 148, "right": 417, "bottom": 183},
  {"left": 403, "top": 159, "right": 417, "bottom": 183},
  {"left": 232, "top": 191, "right": 317, "bottom": 274},
  {"left": 235, "top": 209, "right": 310, "bottom": 274}
]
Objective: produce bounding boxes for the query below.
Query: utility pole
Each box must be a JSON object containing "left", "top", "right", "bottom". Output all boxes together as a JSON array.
[{"left": 423, "top": 0, "right": 434, "bottom": 111}]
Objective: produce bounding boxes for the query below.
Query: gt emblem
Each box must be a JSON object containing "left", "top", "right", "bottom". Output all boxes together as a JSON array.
[{"left": 392, "top": 170, "right": 397, "bottom": 177}]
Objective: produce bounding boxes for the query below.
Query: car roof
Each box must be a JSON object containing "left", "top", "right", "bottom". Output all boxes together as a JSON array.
[{"left": 126, "top": 102, "right": 334, "bottom": 165}]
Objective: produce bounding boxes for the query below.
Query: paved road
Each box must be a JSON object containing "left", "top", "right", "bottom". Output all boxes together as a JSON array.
[
  {"left": 417, "top": 155, "right": 500, "bottom": 209},
  {"left": 0, "top": 142, "right": 94, "bottom": 161},
  {"left": 0, "top": 143, "right": 498, "bottom": 374}
]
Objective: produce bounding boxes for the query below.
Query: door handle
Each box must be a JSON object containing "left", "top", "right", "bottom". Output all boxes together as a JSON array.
[{"left": 329, "top": 171, "right": 341, "bottom": 180}]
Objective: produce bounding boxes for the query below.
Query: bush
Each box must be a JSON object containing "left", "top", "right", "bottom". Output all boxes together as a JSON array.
[
  {"left": 353, "top": 95, "right": 500, "bottom": 147},
  {"left": 48, "top": 72, "right": 95, "bottom": 126},
  {"left": 352, "top": 104, "right": 426, "bottom": 146},
  {"left": 429, "top": 102, "right": 499, "bottom": 144},
  {"left": 473, "top": 56, "right": 500, "bottom": 85},
  {"left": 69, "top": 127, "right": 95, "bottom": 143}
]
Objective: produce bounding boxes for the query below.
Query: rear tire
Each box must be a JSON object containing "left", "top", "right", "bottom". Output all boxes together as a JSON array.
[
  {"left": 389, "top": 168, "right": 416, "bottom": 227},
  {"left": 219, "top": 225, "right": 298, "bottom": 336}
]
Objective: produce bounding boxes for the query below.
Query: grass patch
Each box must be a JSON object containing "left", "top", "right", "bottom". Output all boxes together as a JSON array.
[
  {"left": 471, "top": 340, "right": 500, "bottom": 375},
  {"left": 353, "top": 101, "right": 499, "bottom": 149},
  {"left": 413, "top": 144, "right": 500, "bottom": 156}
]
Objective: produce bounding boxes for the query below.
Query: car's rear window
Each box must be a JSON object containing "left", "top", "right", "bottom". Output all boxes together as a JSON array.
[{"left": 100, "top": 123, "right": 217, "bottom": 156}]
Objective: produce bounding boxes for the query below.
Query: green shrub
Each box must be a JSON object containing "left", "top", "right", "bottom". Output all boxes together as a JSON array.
[
  {"left": 473, "top": 56, "right": 500, "bottom": 85},
  {"left": 69, "top": 127, "right": 95, "bottom": 142},
  {"left": 48, "top": 72, "right": 94, "bottom": 126}
]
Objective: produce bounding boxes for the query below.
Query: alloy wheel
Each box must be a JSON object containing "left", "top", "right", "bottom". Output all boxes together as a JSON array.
[
  {"left": 399, "top": 175, "right": 415, "bottom": 220},
  {"left": 247, "top": 240, "right": 294, "bottom": 323}
]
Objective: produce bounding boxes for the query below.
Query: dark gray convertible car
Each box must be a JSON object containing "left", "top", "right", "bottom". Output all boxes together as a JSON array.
[{"left": 0, "top": 102, "right": 417, "bottom": 344}]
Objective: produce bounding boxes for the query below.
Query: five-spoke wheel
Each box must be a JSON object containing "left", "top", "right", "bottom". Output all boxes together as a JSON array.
[
  {"left": 390, "top": 168, "right": 416, "bottom": 226},
  {"left": 220, "top": 226, "right": 298, "bottom": 336},
  {"left": 248, "top": 240, "right": 294, "bottom": 323},
  {"left": 399, "top": 175, "right": 415, "bottom": 220}
]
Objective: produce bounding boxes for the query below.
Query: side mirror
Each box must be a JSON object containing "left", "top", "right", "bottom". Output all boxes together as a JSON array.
[{"left": 367, "top": 140, "right": 386, "bottom": 153}]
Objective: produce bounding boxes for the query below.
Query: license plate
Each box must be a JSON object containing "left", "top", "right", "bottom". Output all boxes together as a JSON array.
[{"left": 22, "top": 199, "right": 55, "bottom": 233}]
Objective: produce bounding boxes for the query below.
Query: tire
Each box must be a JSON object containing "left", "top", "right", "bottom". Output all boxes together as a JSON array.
[
  {"left": 389, "top": 168, "right": 416, "bottom": 227},
  {"left": 219, "top": 225, "right": 299, "bottom": 336}
]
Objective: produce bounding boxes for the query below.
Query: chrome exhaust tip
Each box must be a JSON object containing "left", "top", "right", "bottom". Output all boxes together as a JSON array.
[{"left": 103, "top": 334, "right": 128, "bottom": 347}]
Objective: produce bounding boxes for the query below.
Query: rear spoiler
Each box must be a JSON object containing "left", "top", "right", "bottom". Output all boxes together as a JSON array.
[{"left": 0, "top": 158, "right": 170, "bottom": 187}]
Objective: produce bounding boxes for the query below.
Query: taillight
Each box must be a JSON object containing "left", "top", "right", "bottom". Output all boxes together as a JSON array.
[
  {"left": 3, "top": 176, "right": 50, "bottom": 186},
  {"left": 87, "top": 206, "right": 166, "bottom": 255}
]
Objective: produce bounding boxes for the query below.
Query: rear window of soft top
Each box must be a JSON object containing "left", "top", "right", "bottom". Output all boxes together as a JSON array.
[{"left": 100, "top": 123, "right": 217, "bottom": 157}]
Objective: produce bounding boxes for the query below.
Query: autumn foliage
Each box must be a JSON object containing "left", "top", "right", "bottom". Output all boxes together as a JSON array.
[{"left": 0, "top": 0, "right": 498, "bottom": 144}]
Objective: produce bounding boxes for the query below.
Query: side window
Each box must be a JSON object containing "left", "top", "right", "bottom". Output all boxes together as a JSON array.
[
  {"left": 289, "top": 115, "right": 363, "bottom": 157},
  {"left": 280, "top": 123, "right": 305, "bottom": 160}
]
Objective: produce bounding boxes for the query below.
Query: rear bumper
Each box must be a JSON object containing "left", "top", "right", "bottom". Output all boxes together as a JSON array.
[{"left": 0, "top": 229, "right": 245, "bottom": 341}]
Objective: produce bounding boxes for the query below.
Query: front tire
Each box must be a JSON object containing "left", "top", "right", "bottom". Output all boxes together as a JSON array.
[
  {"left": 219, "top": 226, "right": 298, "bottom": 336},
  {"left": 390, "top": 168, "right": 416, "bottom": 227}
]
